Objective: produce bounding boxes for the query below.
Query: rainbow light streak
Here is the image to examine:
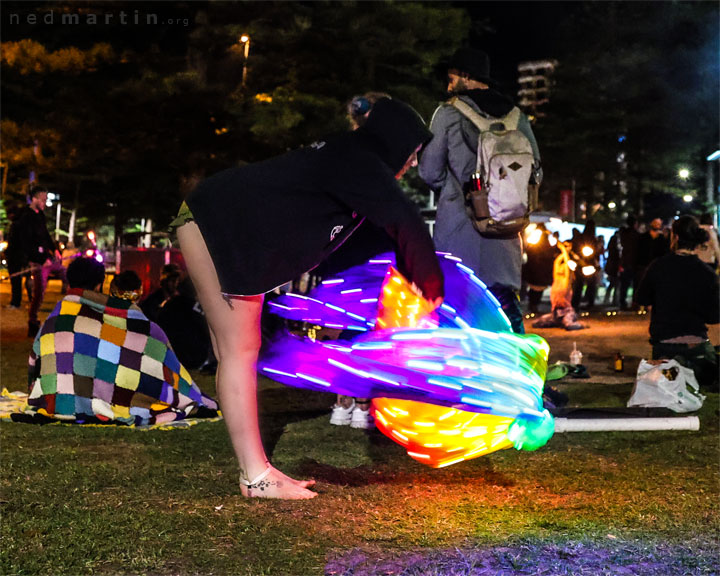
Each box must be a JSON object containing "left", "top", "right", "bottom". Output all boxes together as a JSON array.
[
  {"left": 268, "top": 253, "right": 514, "bottom": 333},
  {"left": 259, "top": 252, "right": 554, "bottom": 467}
]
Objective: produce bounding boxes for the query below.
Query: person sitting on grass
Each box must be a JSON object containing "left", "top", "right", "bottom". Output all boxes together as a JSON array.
[
  {"left": 635, "top": 215, "right": 719, "bottom": 390},
  {"left": 17, "top": 257, "right": 218, "bottom": 425},
  {"left": 109, "top": 270, "right": 144, "bottom": 303}
]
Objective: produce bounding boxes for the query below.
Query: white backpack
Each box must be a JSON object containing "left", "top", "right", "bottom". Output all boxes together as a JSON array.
[{"left": 451, "top": 97, "right": 538, "bottom": 238}]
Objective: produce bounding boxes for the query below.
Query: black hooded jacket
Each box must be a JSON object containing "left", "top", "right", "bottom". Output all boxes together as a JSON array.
[{"left": 186, "top": 98, "right": 444, "bottom": 300}]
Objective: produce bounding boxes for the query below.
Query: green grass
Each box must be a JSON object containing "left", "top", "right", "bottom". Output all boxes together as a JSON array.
[{"left": 2, "top": 333, "right": 719, "bottom": 575}]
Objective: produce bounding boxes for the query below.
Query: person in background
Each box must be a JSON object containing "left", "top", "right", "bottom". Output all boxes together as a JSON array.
[
  {"left": 4, "top": 205, "right": 33, "bottom": 310},
  {"left": 419, "top": 47, "right": 541, "bottom": 334},
  {"left": 636, "top": 215, "right": 719, "bottom": 390},
  {"left": 636, "top": 217, "right": 670, "bottom": 286},
  {"left": 8, "top": 186, "right": 66, "bottom": 337},
  {"left": 696, "top": 212, "right": 720, "bottom": 273},
  {"left": 175, "top": 98, "right": 444, "bottom": 499},
  {"left": 603, "top": 229, "right": 621, "bottom": 307},
  {"left": 110, "top": 270, "right": 144, "bottom": 303},
  {"left": 140, "top": 264, "right": 182, "bottom": 323},
  {"left": 22, "top": 257, "right": 218, "bottom": 425},
  {"left": 570, "top": 219, "right": 600, "bottom": 311},
  {"left": 532, "top": 237, "right": 587, "bottom": 332},
  {"left": 617, "top": 214, "right": 640, "bottom": 310},
  {"left": 522, "top": 223, "right": 559, "bottom": 314},
  {"left": 60, "top": 240, "right": 81, "bottom": 294},
  {"left": 156, "top": 275, "right": 211, "bottom": 370},
  {"left": 320, "top": 92, "right": 392, "bottom": 431},
  {"left": 138, "top": 264, "right": 211, "bottom": 370}
]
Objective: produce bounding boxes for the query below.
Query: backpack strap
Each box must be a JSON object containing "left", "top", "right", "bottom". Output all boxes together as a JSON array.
[
  {"left": 450, "top": 97, "right": 522, "bottom": 132},
  {"left": 449, "top": 97, "right": 493, "bottom": 132}
]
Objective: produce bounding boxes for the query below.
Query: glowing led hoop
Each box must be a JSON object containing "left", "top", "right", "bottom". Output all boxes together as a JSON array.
[{"left": 259, "top": 253, "right": 553, "bottom": 467}]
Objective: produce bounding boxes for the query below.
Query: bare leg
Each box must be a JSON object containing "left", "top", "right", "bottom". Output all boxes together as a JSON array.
[{"left": 178, "top": 222, "right": 316, "bottom": 499}]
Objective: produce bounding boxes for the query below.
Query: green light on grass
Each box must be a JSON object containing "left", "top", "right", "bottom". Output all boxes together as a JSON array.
[{"left": 508, "top": 410, "right": 555, "bottom": 451}]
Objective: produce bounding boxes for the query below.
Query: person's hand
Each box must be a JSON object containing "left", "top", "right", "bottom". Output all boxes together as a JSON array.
[
  {"left": 428, "top": 296, "right": 443, "bottom": 311},
  {"left": 410, "top": 281, "right": 443, "bottom": 312}
]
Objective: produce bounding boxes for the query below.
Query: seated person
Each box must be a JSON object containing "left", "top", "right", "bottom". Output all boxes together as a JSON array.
[
  {"left": 636, "top": 215, "right": 719, "bottom": 390},
  {"left": 140, "top": 265, "right": 211, "bottom": 370},
  {"left": 20, "top": 257, "right": 218, "bottom": 425},
  {"left": 110, "top": 270, "right": 144, "bottom": 304},
  {"left": 155, "top": 276, "right": 211, "bottom": 370},
  {"left": 139, "top": 264, "right": 181, "bottom": 323}
]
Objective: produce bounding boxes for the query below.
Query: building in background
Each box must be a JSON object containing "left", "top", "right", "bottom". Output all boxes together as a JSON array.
[{"left": 517, "top": 60, "right": 557, "bottom": 122}]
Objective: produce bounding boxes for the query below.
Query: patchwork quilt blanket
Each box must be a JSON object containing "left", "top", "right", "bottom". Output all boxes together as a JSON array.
[{"left": 23, "top": 289, "right": 219, "bottom": 426}]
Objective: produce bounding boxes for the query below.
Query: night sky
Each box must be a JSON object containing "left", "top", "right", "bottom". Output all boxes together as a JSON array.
[{"left": 462, "top": 2, "right": 578, "bottom": 88}]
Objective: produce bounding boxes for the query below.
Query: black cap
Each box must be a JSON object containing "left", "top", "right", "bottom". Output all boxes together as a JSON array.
[{"left": 447, "top": 48, "right": 493, "bottom": 85}]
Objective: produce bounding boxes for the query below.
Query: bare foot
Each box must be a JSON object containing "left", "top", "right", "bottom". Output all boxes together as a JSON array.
[
  {"left": 272, "top": 467, "right": 316, "bottom": 489},
  {"left": 240, "top": 466, "right": 317, "bottom": 500}
]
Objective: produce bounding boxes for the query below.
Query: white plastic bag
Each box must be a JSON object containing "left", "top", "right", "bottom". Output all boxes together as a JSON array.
[{"left": 628, "top": 359, "right": 705, "bottom": 413}]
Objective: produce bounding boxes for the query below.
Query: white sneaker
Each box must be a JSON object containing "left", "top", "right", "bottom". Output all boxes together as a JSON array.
[
  {"left": 350, "top": 406, "right": 375, "bottom": 429},
  {"left": 329, "top": 400, "right": 355, "bottom": 426}
]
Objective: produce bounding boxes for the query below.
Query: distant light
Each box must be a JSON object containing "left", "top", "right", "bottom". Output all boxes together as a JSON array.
[
  {"left": 581, "top": 265, "right": 596, "bottom": 277},
  {"left": 581, "top": 246, "right": 594, "bottom": 257},
  {"left": 240, "top": 34, "right": 250, "bottom": 43},
  {"left": 678, "top": 168, "right": 690, "bottom": 180},
  {"left": 87, "top": 231, "right": 96, "bottom": 241},
  {"left": 85, "top": 249, "right": 94, "bottom": 257},
  {"left": 608, "top": 201, "right": 616, "bottom": 209},
  {"left": 95, "top": 253, "right": 104, "bottom": 263},
  {"left": 683, "top": 194, "right": 693, "bottom": 203},
  {"left": 707, "top": 150, "right": 720, "bottom": 161},
  {"left": 618, "top": 135, "right": 626, "bottom": 143},
  {"left": 526, "top": 229, "right": 542, "bottom": 245}
]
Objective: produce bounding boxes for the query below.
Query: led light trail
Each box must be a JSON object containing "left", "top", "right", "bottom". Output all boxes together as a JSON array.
[{"left": 260, "top": 253, "right": 554, "bottom": 467}]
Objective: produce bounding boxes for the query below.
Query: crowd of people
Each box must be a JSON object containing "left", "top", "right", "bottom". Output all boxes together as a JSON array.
[{"left": 4, "top": 47, "right": 718, "bottom": 501}]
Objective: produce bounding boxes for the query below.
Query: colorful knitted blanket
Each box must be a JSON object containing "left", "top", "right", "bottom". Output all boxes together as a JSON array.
[{"left": 22, "top": 289, "right": 219, "bottom": 426}]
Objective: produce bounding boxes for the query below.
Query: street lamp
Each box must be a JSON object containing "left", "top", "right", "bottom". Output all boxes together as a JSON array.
[
  {"left": 240, "top": 34, "right": 251, "bottom": 88},
  {"left": 677, "top": 167, "right": 692, "bottom": 204}
]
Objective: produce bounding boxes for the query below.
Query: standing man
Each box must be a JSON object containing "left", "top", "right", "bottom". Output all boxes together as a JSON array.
[
  {"left": 636, "top": 217, "right": 669, "bottom": 286},
  {"left": 617, "top": 214, "right": 640, "bottom": 310},
  {"left": 11, "top": 186, "right": 64, "bottom": 337},
  {"left": 419, "top": 48, "right": 541, "bottom": 333},
  {"left": 4, "top": 206, "right": 32, "bottom": 309},
  {"left": 603, "top": 229, "right": 621, "bottom": 307}
]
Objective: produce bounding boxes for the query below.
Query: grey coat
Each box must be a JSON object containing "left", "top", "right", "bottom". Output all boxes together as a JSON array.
[{"left": 418, "top": 92, "right": 541, "bottom": 290}]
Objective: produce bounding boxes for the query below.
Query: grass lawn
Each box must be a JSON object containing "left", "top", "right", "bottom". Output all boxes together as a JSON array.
[{"left": 1, "top": 332, "right": 719, "bottom": 575}]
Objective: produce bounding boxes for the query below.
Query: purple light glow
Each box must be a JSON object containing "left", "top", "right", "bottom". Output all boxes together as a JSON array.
[{"left": 258, "top": 252, "right": 553, "bottom": 465}]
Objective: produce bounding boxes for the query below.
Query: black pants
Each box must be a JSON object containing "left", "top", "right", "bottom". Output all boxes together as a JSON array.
[
  {"left": 489, "top": 284, "right": 525, "bottom": 334},
  {"left": 652, "top": 340, "right": 718, "bottom": 390},
  {"left": 571, "top": 274, "right": 597, "bottom": 310},
  {"left": 527, "top": 288, "right": 543, "bottom": 313},
  {"left": 618, "top": 269, "right": 635, "bottom": 309},
  {"left": 7, "top": 258, "right": 31, "bottom": 307}
]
